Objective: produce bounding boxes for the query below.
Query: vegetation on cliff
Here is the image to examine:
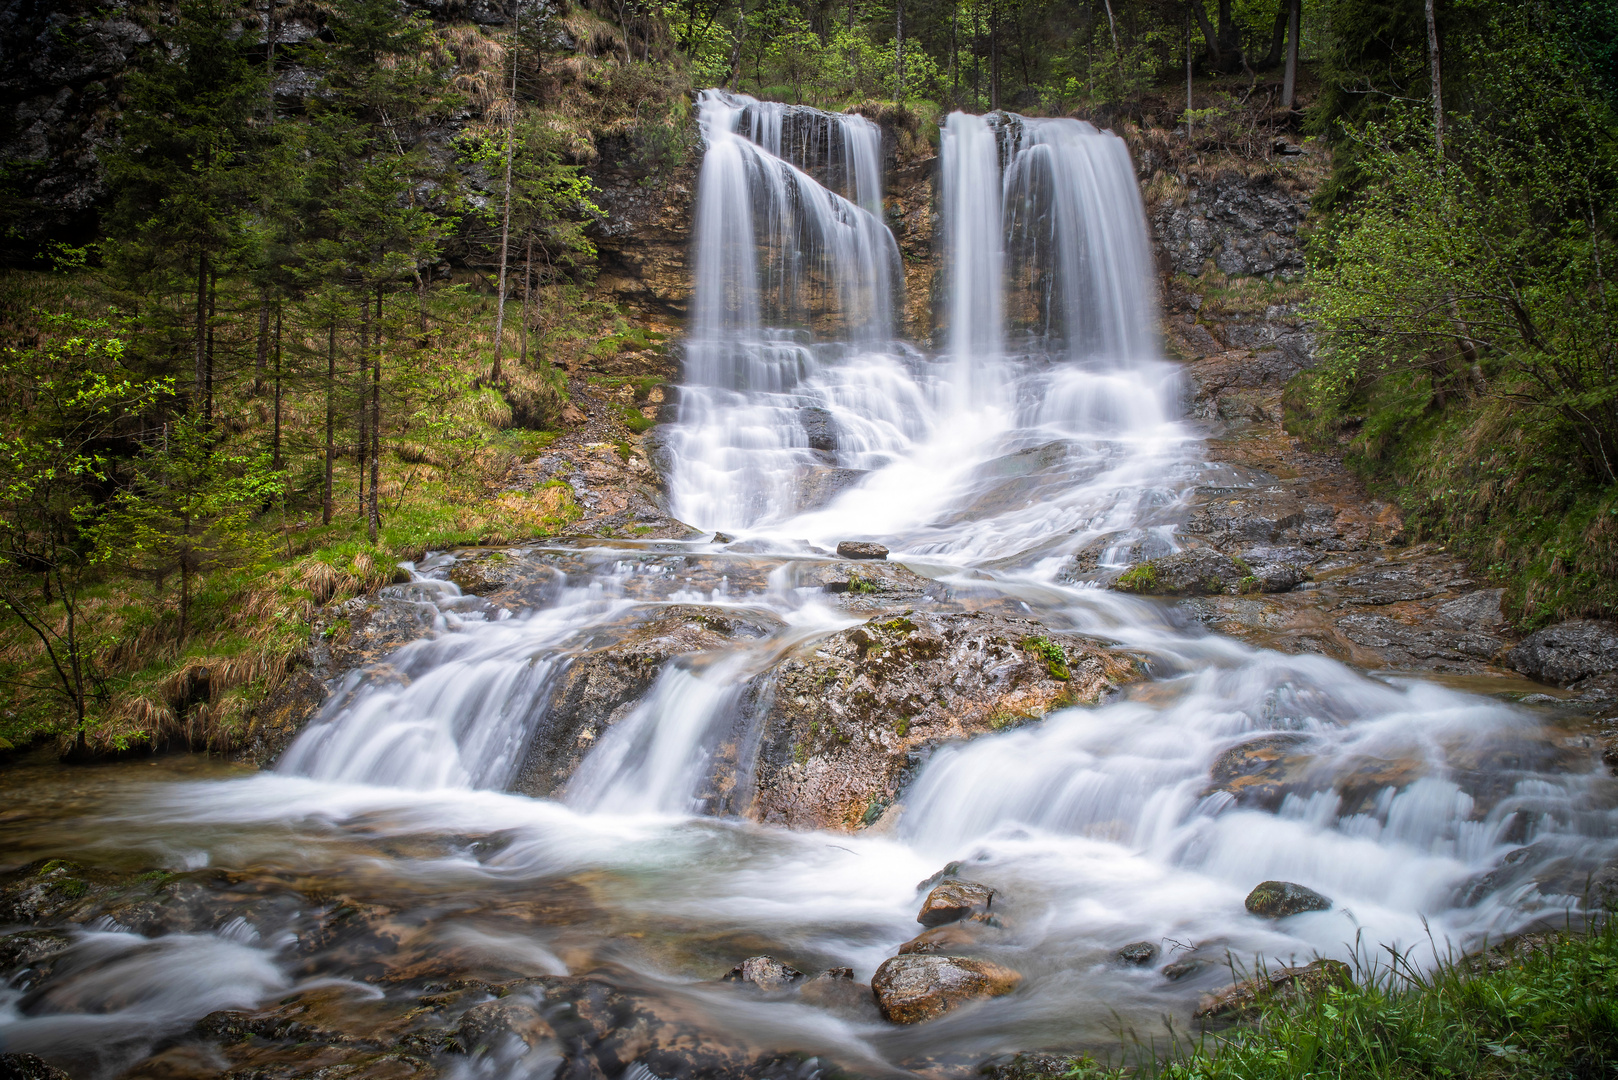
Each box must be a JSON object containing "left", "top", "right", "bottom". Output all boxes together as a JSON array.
[{"left": 1292, "top": 0, "right": 1618, "bottom": 627}]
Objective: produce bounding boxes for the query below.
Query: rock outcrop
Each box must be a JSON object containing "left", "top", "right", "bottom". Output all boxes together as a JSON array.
[
  {"left": 513, "top": 604, "right": 785, "bottom": 798},
  {"left": 748, "top": 610, "right": 1135, "bottom": 829},
  {"left": 1508, "top": 620, "right": 1618, "bottom": 692}
]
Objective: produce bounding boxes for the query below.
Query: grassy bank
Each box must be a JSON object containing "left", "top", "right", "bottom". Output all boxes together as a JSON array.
[
  {"left": 0, "top": 268, "right": 613, "bottom": 759},
  {"left": 1021, "top": 922, "right": 1618, "bottom": 1080}
]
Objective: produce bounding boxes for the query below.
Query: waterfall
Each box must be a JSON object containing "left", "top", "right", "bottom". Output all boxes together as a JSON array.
[{"left": 205, "top": 92, "right": 1618, "bottom": 1078}]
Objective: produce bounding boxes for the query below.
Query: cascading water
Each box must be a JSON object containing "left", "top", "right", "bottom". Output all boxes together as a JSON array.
[{"left": 6, "top": 99, "right": 1616, "bottom": 1079}]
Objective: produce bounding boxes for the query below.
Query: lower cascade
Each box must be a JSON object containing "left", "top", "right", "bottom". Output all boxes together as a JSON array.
[{"left": 4, "top": 91, "right": 1615, "bottom": 1079}]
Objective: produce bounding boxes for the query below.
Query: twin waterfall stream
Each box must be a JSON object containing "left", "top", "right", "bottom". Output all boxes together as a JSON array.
[{"left": 5, "top": 91, "right": 1617, "bottom": 1079}]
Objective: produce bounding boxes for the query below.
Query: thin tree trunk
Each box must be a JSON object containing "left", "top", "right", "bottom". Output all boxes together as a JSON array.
[
  {"left": 272, "top": 304, "right": 283, "bottom": 469},
  {"left": 1281, "top": 0, "right": 1300, "bottom": 109},
  {"left": 520, "top": 236, "right": 533, "bottom": 366},
  {"left": 323, "top": 323, "right": 335, "bottom": 525},
  {"left": 357, "top": 294, "right": 369, "bottom": 515},
  {"left": 1186, "top": 11, "right": 1194, "bottom": 132},
  {"left": 491, "top": 9, "right": 521, "bottom": 385},
  {"left": 205, "top": 270, "right": 216, "bottom": 423},
  {"left": 1101, "top": 0, "right": 1119, "bottom": 49},
  {"left": 369, "top": 287, "right": 381, "bottom": 542},
  {"left": 194, "top": 251, "right": 208, "bottom": 403},
  {"left": 950, "top": 2, "right": 958, "bottom": 106},
  {"left": 895, "top": 0, "right": 905, "bottom": 99},
  {"left": 255, "top": 293, "right": 270, "bottom": 394},
  {"left": 989, "top": 1, "right": 1000, "bottom": 111},
  {"left": 972, "top": 8, "right": 981, "bottom": 110},
  {"left": 1425, "top": 0, "right": 1444, "bottom": 155},
  {"left": 264, "top": 0, "right": 277, "bottom": 117}
]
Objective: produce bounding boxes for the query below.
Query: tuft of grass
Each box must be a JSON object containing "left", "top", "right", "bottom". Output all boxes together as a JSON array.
[
  {"left": 1116, "top": 562, "right": 1159, "bottom": 593},
  {"left": 1022, "top": 635, "right": 1071, "bottom": 680}
]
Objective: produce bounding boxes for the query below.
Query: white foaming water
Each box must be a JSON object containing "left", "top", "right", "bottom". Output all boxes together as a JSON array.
[{"left": 13, "top": 96, "right": 1615, "bottom": 1076}]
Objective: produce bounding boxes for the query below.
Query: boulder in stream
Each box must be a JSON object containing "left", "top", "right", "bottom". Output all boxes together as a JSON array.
[
  {"left": 871, "top": 954, "right": 1022, "bottom": 1024},
  {"left": 1194, "top": 958, "right": 1352, "bottom": 1020},
  {"left": 1115, "top": 941, "right": 1160, "bottom": 966},
  {"left": 916, "top": 879, "right": 995, "bottom": 926},
  {"left": 748, "top": 610, "right": 1136, "bottom": 830},
  {"left": 722, "top": 955, "right": 804, "bottom": 992},
  {"left": 1245, "top": 880, "right": 1332, "bottom": 918}
]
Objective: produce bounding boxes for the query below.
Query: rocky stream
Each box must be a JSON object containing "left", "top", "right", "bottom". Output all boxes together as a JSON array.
[{"left": 5, "top": 91, "right": 1618, "bottom": 1080}]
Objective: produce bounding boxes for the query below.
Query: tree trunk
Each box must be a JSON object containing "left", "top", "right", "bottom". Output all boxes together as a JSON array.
[
  {"left": 492, "top": 10, "right": 521, "bottom": 385},
  {"left": 205, "top": 270, "right": 216, "bottom": 423},
  {"left": 264, "top": 0, "right": 277, "bottom": 118},
  {"left": 1101, "top": 0, "right": 1118, "bottom": 49},
  {"left": 194, "top": 251, "right": 208, "bottom": 404},
  {"left": 1425, "top": 0, "right": 1444, "bottom": 155},
  {"left": 895, "top": 0, "right": 905, "bottom": 99},
  {"left": 255, "top": 293, "right": 271, "bottom": 394},
  {"left": 357, "top": 294, "right": 369, "bottom": 515},
  {"left": 989, "top": 1, "right": 1000, "bottom": 111},
  {"left": 1262, "top": 0, "right": 1287, "bottom": 68},
  {"left": 1186, "top": 11, "right": 1194, "bottom": 129},
  {"left": 950, "top": 2, "right": 958, "bottom": 106},
  {"left": 1190, "top": 2, "right": 1222, "bottom": 70},
  {"left": 369, "top": 287, "right": 382, "bottom": 542},
  {"left": 323, "top": 323, "right": 335, "bottom": 525},
  {"left": 272, "top": 304, "right": 283, "bottom": 469},
  {"left": 520, "top": 236, "right": 533, "bottom": 366},
  {"left": 1281, "top": 0, "right": 1300, "bottom": 109}
]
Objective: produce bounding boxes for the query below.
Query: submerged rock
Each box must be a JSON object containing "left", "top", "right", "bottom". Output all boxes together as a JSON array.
[
  {"left": 797, "top": 967, "right": 879, "bottom": 1019},
  {"left": 1194, "top": 958, "right": 1352, "bottom": 1020},
  {"left": 916, "top": 879, "right": 995, "bottom": 926},
  {"left": 799, "top": 466, "right": 867, "bottom": 512},
  {"left": 457, "top": 996, "right": 557, "bottom": 1055},
  {"left": 722, "top": 955, "right": 804, "bottom": 992},
  {"left": 898, "top": 923, "right": 982, "bottom": 955},
  {"left": 1115, "top": 941, "right": 1160, "bottom": 966},
  {"left": 836, "top": 540, "right": 890, "bottom": 560},
  {"left": 748, "top": 610, "right": 1135, "bottom": 830},
  {"left": 871, "top": 954, "right": 1021, "bottom": 1024},
  {"left": 513, "top": 605, "right": 785, "bottom": 798},
  {"left": 0, "top": 1054, "right": 74, "bottom": 1080},
  {"left": 1112, "top": 547, "right": 1304, "bottom": 597},
  {"left": 1245, "top": 880, "right": 1332, "bottom": 918}
]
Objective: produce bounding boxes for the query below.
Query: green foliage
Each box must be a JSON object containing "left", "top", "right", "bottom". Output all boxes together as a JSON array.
[
  {"left": 94, "top": 413, "right": 281, "bottom": 637},
  {"left": 1115, "top": 562, "right": 1158, "bottom": 593},
  {"left": 1021, "top": 634, "right": 1070, "bottom": 680},
  {"left": 1298, "top": 0, "right": 1618, "bottom": 623}
]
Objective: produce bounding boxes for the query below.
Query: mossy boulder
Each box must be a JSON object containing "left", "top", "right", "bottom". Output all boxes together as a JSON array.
[{"left": 1245, "top": 880, "right": 1333, "bottom": 918}]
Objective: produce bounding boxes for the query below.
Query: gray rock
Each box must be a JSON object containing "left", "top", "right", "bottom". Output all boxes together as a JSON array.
[
  {"left": 1194, "top": 959, "right": 1352, "bottom": 1020},
  {"left": 1112, "top": 548, "right": 1246, "bottom": 596},
  {"left": 1437, "top": 589, "right": 1506, "bottom": 631},
  {"left": 800, "top": 407, "right": 839, "bottom": 453},
  {"left": 797, "top": 967, "right": 879, "bottom": 1019},
  {"left": 798, "top": 466, "right": 867, "bottom": 512},
  {"left": 1245, "top": 880, "right": 1332, "bottom": 918},
  {"left": 723, "top": 955, "right": 804, "bottom": 992},
  {"left": 1115, "top": 941, "right": 1160, "bottom": 966},
  {"left": 836, "top": 540, "right": 890, "bottom": 560},
  {"left": 1508, "top": 620, "right": 1618, "bottom": 687},
  {"left": 870, "top": 954, "right": 1021, "bottom": 1024}
]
